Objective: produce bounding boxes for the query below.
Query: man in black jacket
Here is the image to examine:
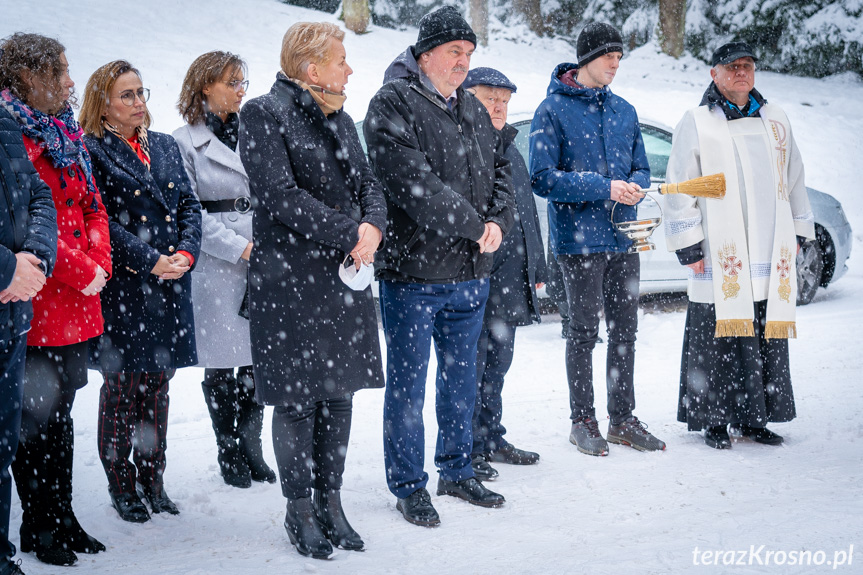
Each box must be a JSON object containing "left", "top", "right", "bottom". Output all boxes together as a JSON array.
[
  {"left": 364, "top": 6, "right": 515, "bottom": 527},
  {"left": 0, "top": 106, "right": 57, "bottom": 575}
]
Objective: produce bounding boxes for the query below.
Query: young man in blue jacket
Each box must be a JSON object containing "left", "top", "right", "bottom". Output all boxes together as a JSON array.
[
  {"left": 0, "top": 105, "right": 58, "bottom": 575},
  {"left": 529, "top": 22, "right": 665, "bottom": 456}
]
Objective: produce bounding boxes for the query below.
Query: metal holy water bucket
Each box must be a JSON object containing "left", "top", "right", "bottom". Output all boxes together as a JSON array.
[{"left": 611, "top": 194, "right": 663, "bottom": 254}]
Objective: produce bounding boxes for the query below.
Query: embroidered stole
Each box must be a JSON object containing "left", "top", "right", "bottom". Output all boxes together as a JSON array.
[{"left": 693, "top": 104, "right": 798, "bottom": 339}]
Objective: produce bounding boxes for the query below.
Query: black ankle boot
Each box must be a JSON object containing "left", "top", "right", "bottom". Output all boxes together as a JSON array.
[
  {"left": 202, "top": 380, "right": 252, "bottom": 488},
  {"left": 236, "top": 374, "right": 276, "bottom": 483},
  {"left": 314, "top": 489, "right": 364, "bottom": 551},
  {"left": 284, "top": 497, "right": 332, "bottom": 559}
]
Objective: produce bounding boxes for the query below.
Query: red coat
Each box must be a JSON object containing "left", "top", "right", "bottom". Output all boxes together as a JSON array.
[{"left": 24, "top": 135, "right": 112, "bottom": 346}]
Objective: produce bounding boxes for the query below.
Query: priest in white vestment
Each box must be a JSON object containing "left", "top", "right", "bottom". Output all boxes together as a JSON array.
[{"left": 664, "top": 41, "right": 815, "bottom": 450}]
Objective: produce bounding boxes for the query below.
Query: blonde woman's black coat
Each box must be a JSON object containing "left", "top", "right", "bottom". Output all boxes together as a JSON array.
[{"left": 238, "top": 74, "right": 386, "bottom": 407}]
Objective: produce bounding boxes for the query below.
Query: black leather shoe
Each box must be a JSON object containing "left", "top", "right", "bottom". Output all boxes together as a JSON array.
[
  {"left": 284, "top": 497, "right": 333, "bottom": 559},
  {"left": 735, "top": 425, "right": 784, "bottom": 445},
  {"left": 314, "top": 490, "right": 363, "bottom": 551},
  {"left": 19, "top": 521, "right": 77, "bottom": 566},
  {"left": 471, "top": 455, "right": 499, "bottom": 481},
  {"left": 396, "top": 488, "right": 440, "bottom": 527},
  {"left": 436, "top": 477, "right": 505, "bottom": 508},
  {"left": 137, "top": 485, "right": 180, "bottom": 515},
  {"left": 488, "top": 443, "right": 540, "bottom": 465},
  {"left": 704, "top": 426, "right": 732, "bottom": 449},
  {"left": 110, "top": 492, "right": 150, "bottom": 523}
]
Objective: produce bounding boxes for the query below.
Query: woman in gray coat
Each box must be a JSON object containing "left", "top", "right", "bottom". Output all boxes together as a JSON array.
[{"left": 173, "top": 51, "right": 275, "bottom": 489}]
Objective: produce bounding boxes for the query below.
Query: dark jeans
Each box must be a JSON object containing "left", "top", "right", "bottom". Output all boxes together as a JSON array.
[
  {"left": 272, "top": 396, "right": 352, "bottom": 499},
  {"left": 472, "top": 319, "right": 517, "bottom": 456},
  {"left": 13, "top": 342, "right": 87, "bottom": 528},
  {"left": 559, "top": 252, "right": 639, "bottom": 425},
  {"left": 97, "top": 370, "right": 174, "bottom": 495},
  {"left": 0, "top": 335, "right": 26, "bottom": 562},
  {"left": 380, "top": 279, "right": 488, "bottom": 499}
]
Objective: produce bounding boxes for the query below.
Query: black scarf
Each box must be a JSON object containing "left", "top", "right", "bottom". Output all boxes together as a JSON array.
[
  {"left": 700, "top": 82, "right": 767, "bottom": 121},
  {"left": 205, "top": 112, "right": 239, "bottom": 151}
]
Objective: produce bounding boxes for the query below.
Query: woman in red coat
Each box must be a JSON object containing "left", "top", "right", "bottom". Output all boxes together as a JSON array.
[{"left": 0, "top": 33, "right": 111, "bottom": 567}]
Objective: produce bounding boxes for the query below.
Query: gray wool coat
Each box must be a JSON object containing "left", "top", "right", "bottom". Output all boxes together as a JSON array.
[{"left": 173, "top": 122, "right": 253, "bottom": 368}]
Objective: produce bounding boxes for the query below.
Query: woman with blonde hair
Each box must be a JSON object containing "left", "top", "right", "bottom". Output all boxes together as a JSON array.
[
  {"left": 239, "top": 22, "right": 386, "bottom": 558},
  {"left": 79, "top": 60, "right": 201, "bottom": 524},
  {"left": 173, "top": 51, "right": 275, "bottom": 489}
]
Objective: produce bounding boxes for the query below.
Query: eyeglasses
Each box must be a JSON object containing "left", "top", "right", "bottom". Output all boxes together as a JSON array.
[
  {"left": 118, "top": 88, "right": 150, "bottom": 106},
  {"left": 723, "top": 62, "right": 756, "bottom": 73},
  {"left": 224, "top": 80, "right": 249, "bottom": 92}
]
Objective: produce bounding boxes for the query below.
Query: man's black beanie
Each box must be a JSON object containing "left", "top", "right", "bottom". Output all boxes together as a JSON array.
[
  {"left": 414, "top": 6, "right": 477, "bottom": 56},
  {"left": 577, "top": 22, "right": 624, "bottom": 66}
]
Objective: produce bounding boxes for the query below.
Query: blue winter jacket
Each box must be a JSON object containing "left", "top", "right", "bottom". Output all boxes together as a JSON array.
[{"left": 529, "top": 63, "right": 650, "bottom": 255}]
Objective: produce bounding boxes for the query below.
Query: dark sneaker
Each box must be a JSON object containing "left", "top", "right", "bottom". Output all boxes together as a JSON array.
[
  {"left": 734, "top": 425, "right": 784, "bottom": 446},
  {"left": 471, "top": 455, "right": 499, "bottom": 481},
  {"left": 607, "top": 416, "right": 666, "bottom": 452},
  {"left": 569, "top": 416, "right": 609, "bottom": 456},
  {"left": 704, "top": 425, "right": 732, "bottom": 449},
  {"left": 488, "top": 443, "right": 540, "bottom": 465},
  {"left": 396, "top": 488, "right": 440, "bottom": 527},
  {"left": 437, "top": 477, "right": 505, "bottom": 508}
]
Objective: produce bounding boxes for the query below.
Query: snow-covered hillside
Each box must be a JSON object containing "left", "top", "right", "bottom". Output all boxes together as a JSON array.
[{"left": 1, "top": 0, "right": 861, "bottom": 573}]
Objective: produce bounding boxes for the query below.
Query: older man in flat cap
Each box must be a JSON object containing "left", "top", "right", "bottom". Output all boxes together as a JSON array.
[
  {"left": 664, "top": 41, "right": 815, "bottom": 449},
  {"left": 463, "top": 68, "right": 546, "bottom": 481}
]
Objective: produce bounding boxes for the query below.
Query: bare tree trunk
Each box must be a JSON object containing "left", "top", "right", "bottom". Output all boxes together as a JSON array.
[
  {"left": 514, "top": 0, "right": 546, "bottom": 37},
  {"left": 659, "top": 0, "right": 686, "bottom": 58},
  {"left": 470, "top": 0, "right": 489, "bottom": 47},
  {"left": 344, "top": 0, "right": 370, "bottom": 34}
]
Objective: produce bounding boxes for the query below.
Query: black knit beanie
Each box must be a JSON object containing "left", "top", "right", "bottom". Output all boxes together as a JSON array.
[
  {"left": 414, "top": 6, "right": 477, "bottom": 56},
  {"left": 577, "top": 22, "right": 623, "bottom": 66}
]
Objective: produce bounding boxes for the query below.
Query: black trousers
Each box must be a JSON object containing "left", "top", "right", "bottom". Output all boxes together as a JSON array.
[
  {"left": 559, "top": 252, "right": 639, "bottom": 425},
  {"left": 272, "top": 396, "right": 352, "bottom": 500},
  {"left": 0, "top": 335, "right": 26, "bottom": 562},
  {"left": 12, "top": 342, "right": 87, "bottom": 528},
  {"left": 472, "top": 319, "right": 517, "bottom": 456}
]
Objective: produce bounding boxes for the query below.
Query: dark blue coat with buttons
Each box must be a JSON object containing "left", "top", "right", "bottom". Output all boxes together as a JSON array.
[
  {"left": 529, "top": 62, "right": 650, "bottom": 255},
  {"left": 84, "top": 130, "right": 202, "bottom": 373}
]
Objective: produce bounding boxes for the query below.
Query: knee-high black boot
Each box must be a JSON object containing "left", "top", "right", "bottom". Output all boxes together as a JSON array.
[
  {"left": 236, "top": 368, "right": 275, "bottom": 483},
  {"left": 202, "top": 372, "right": 251, "bottom": 488},
  {"left": 13, "top": 435, "right": 77, "bottom": 566},
  {"left": 56, "top": 417, "right": 105, "bottom": 554}
]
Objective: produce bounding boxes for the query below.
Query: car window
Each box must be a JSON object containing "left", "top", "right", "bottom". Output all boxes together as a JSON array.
[
  {"left": 641, "top": 126, "right": 672, "bottom": 182},
  {"left": 513, "top": 120, "right": 531, "bottom": 164}
]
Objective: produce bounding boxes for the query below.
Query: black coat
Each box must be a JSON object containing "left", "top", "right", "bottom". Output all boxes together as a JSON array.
[
  {"left": 239, "top": 75, "right": 386, "bottom": 407},
  {"left": 84, "top": 131, "right": 202, "bottom": 373},
  {"left": 363, "top": 48, "right": 515, "bottom": 284},
  {"left": 485, "top": 124, "right": 548, "bottom": 327},
  {"left": 0, "top": 108, "right": 57, "bottom": 342}
]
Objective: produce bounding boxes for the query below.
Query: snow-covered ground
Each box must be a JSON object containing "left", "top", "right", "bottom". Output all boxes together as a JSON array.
[{"left": 1, "top": 0, "right": 862, "bottom": 573}]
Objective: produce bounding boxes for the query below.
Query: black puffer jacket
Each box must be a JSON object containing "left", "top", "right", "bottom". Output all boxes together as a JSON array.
[
  {"left": 363, "top": 47, "right": 515, "bottom": 283},
  {"left": 0, "top": 107, "right": 57, "bottom": 342}
]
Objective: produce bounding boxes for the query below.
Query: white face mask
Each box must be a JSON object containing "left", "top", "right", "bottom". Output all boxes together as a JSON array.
[{"left": 338, "top": 256, "right": 374, "bottom": 291}]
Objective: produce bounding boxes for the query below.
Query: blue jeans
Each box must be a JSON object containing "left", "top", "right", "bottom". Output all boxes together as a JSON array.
[
  {"left": 380, "top": 279, "right": 489, "bottom": 499},
  {"left": 0, "top": 335, "right": 26, "bottom": 563}
]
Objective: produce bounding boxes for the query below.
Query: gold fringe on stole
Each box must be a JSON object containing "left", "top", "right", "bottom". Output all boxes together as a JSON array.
[
  {"left": 765, "top": 321, "right": 797, "bottom": 340},
  {"left": 714, "top": 319, "right": 756, "bottom": 338}
]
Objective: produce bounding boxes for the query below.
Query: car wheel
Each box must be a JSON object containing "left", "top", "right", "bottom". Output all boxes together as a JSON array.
[{"left": 796, "top": 239, "right": 824, "bottom": 305}]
